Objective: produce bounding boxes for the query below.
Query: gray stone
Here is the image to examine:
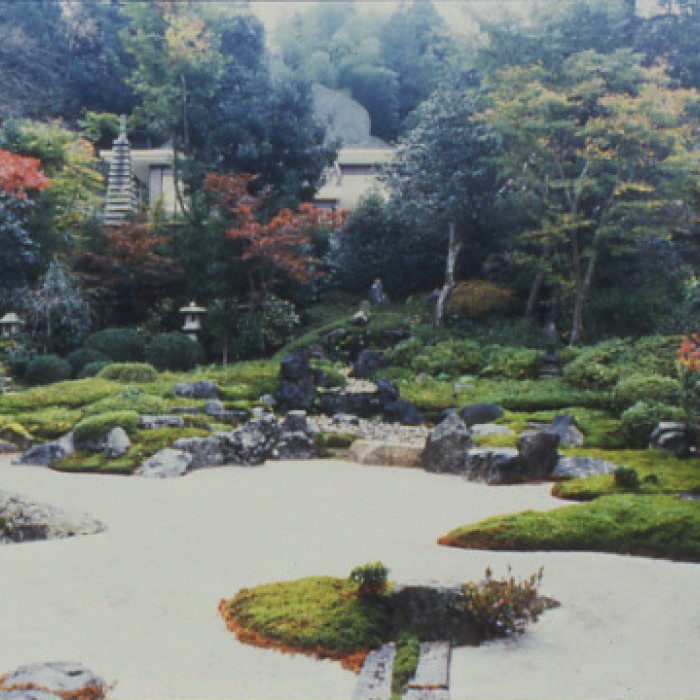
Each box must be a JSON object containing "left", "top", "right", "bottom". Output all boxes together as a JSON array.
[
  {"left": 0, "top": 690, "right": 62, "bottom": 700},
  {"left": 376, "top": 378, "right": 400, "bottom": 403},
  {"left": 172, "top": 437, "right": 225, "bottom": 469},
  {"left": 422, "top": 412, "right": 471, "bottom": 474},
  {"left": 383, "top": 400, "right": 425, "bottom": 426},
  {"left": 319, "top": 390, "right": 384, "bottom": 418},
  {"left": 276, "top": 353, "right": 317, "bottom": 412},
  {"left": 3, "top": 663, "right": 105, "bottom": 695},
  {"left": 137, "top": 449, "right": 192, "bottom": 478},
  {"left": 352, "top": 642, "right": 395, "bottom": 700},
  {"left": 470, "top": 423, "right": 515, "bottom": 437},
  {"left": 408, "top": 642, "right": 451, "bottom": 691},
  {"left": 553, "top": 456, "right": 618, "bottom": 479},
  {"left": 459, "top": 403, "right": 503, "bottom": 427},
  {"left": 0, "top": 439, "right": 19, "bottom": 453},
  {"left": 350, "top": 349, "right": 384, "bottom": 379},
  {"left": 351, "top": 309, "right": 369, "bottom": 326},
  {"left": 465, "top": 447, "right": 521, "bottom": 483},
  {"left": 333, "top": 413, "right": 360, "bottom": 426},
  {"left": 221, "top": 415, "right": 281, "bottom": 465},
  {"left": 282, "top": 410, "right": 311, "bottom": 434},
  {"left": 105, "top": 427, "right": 131, "bottom": 459},
  {"left": 260, "top": 393, "right": 276, "bottom": 407},
  {"left": 274, "top": 431, "right": 319, "bottom": 460},
  {"left": 349, "top": 440, "right": 424, "bottom": 468},
  {"left": 548, "top": 415, "right": 585, "bottom": 447},
  {"left": 321, "top": 328, "right": 347, "bottom": 349},
  {"left": 16, "top": 432, "right": 74, "bottom": 466},
  {"left": 139, "top": 414, "right": 185, "bottom": 430},
  {"left": 516, "top": 430, "right": 560, "bottom": 479},
  {"left": 649, "top": 422, "right": 693, "bottom": 457},
  {"left": 203, "top": 399, "right": 225, "bottom": 416},
  {"left": 173, "top": 380, "right": 220, "bottom": 399}
]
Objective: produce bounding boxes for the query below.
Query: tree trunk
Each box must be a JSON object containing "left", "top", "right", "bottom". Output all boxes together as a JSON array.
[
  {"left": 570, "top": 247, "right": 599, "bottom": 346},
  {"left": 435, "top": 222, "right": 461, "bottom": 326},
  {"left": 222, "top": 336, "right": 228, "bottom": 367},
  {"left": 525, "top": 269, "right": 545, "bottom": 318}
]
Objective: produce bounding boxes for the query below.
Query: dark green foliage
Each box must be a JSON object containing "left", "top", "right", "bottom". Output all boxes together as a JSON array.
[
  {"left": 145, "top": 332, "right": 204, "bottom": 371},
  {"left": 23, "top": 354, "right": 72, "bottom": 386},
  {"left": 0, "top": 196, "right": 37, "bottom": 288},
  {"left": 5, "top": 341, "right": 38, "bottom": 380},
  {"left": 348, "top": 561, "right": 389, "bottom": 597},
  {"left": 84, "top": 328, "right": 145, "bottom": 363},
  {"left": 66, "top": 347, "right": 110, "bottom": 375},
  {"left": 73, "top": 410, "right": 140, "bottom": 443},
  {"left": 612, "top": 374, "right": 680, "bottom": 412},
  {"left": 619, "top": 401, "right": 684, "bottom": 448},
  {"left": 98, "top": 362, "right": 158, "bottom": 383},
  {"left": 613, "top": 466, "right": 640, "bottom": 491},
  {"left": 79, "top": 360, "right": 111, "bottom": 379}
]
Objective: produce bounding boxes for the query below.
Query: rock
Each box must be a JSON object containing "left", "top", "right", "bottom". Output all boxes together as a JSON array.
[
  {"left": 105, "top": 427, "right": 131, "bottom": 459},
  {"left": 383, "top": 399, "right": 425, "bottom": 426},
  {"left": 376, "top": 377, "right": 399, "bottom": 403},
  {"left": 282, "top": 410, "right": 311, "bottom": 434},
  {"left": 319, "top": 390, "right": 384, "bottom": 418},
  {"left": 0, "top": 490, "right": 104, "bottom": 543},
  {"left": 274, "top": 431, "right": 319, "bottom": 460},
  {"left": 352, "top": 643, "right": 395, "bottom": 700},
  {"left": 321, "top": 328, "right": 347, "bottom": 350},
  {"left": 2, "top": 663, "right": 105, "bottom": 696},
  {"left": 436, "top": 408, "right": 458, "bottom": 424},
  {"left": 276, "top": 353, "right": 318, "bottom": 412},
  {"left": 464, "top": 447, "right": 521, "bottom": 483},
  {"left": 203, "top": 399, "right": 225, "bottom": 416},
  {"left": 350, "top": 309, "right": 369, "bottom": 326},
  {"left": 470, "top": 423, "right": 515, "bottom": 437},
  {"left": 368, "top": 278, "right": 390, "bottom": 306},
  {"left": 553, "top": 456, "right": 618, "bottom": 479},
  {"left": 17, "top": 432, "right": 74, "bottom": 466},
  {"left": 459, "top": 403, "right": 504, "bottom": 427},
  {"left": 0, "top": 689, "right": 63, "bottom": 699},
  {"left": 422, "top": 412, "right": 471, "bottom": 474},
  {"left": 350, "top": 349, "right": 384, "bottom": 379},
  {"left": 137, "top": 448, "right": 192, "bottom": 478},
  {"left": 279, "top": 353, "right": 310, "bottom": 381},
  {"left": 349, "top": 440, "right": 424, "bottom": 468},
  {"left": 548, "top": 415, "right": 585, "bottom": 447},
  {"left": 260, "top": 393, "right": 277, "bottom": 408},
  {"left": 516, "top": 430, "right": 560, "bottom": 479},
  {"left": 221, "top": 414, "right": 281, "bottom": 465},
  {"left": 0, "top": 440, "right": 19, "bottom": 453},
  {"left": 139, "top": 414, "right": 185, "bottom": 430},
  {"left": 650, "top": 422, "right": 693, "bottom": 457},
  {"left": 173, "top": 380, "right": 220, "bottom": 399},
  {"left": 172, "top": 437, "right": 225, "bottom": 469}
]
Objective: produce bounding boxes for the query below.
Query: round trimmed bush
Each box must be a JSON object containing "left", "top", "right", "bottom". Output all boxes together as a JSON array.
[
  {"left": 613, "top": 374, "right": 680, "bottom": 412},
  {"left": 24, "top": 355, "right": 72, "bottom": 386},
  {"left": 84, "top": 328, "right": 145, "bottom": 362},
  {"left": 66, "top": 347, "right": 110, "bottom": 376},
  {"left": 619, "top": 400, "right": 684, "bottom": 448},
  {"left": 79, "top": 360, "right": 111, "bottom": 378},
  {"left": 614, "top": 466, "right": 640, "bottom": 490},
  {"left": 98, "top": 362, "right": 158, "bottom": 383},
  {"left": 145, "top": 332, "right": 205, "bottom": 371}
]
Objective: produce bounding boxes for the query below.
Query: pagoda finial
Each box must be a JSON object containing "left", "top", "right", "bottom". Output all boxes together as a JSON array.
[{"left": 104, "top": 114, "right": 137, "bottom": 225}]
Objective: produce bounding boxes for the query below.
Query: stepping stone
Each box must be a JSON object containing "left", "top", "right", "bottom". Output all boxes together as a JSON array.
[
  {"left": 353, "top": 642, "right": 395, "bottom": 700},
  {"left": 403, "top": 641, "right": 451, "bottom": 700},
  {"left": 349, "top": 440, "right": 424, "bottom": 468}
]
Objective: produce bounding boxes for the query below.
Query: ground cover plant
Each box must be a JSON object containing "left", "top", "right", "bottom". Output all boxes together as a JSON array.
[{"left": 439, "top": 495, "right": 700, "bottom": 562}]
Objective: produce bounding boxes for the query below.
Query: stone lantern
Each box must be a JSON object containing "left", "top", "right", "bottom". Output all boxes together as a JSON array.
[
  {"left": 179, "top": 301, "right": 206, "bottom": 341},
  {"left": 0, "top": 312, "right": 25, "bottom": 339}
]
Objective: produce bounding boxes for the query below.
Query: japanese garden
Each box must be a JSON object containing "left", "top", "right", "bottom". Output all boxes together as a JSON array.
[{"left": 1, "top": 1, "right": 700, "bottom": 698}]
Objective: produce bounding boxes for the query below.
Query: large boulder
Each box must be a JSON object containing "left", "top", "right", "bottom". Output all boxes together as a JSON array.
[
  {"left": 203, "top": 399, "right": 225, "bottom": 416},
  {"left": 139, "top": 414, "right": 185, "bottom": 430},
  {"left": 173, "top": 437, "right": 225, "bottom": 469},
  {"left": 105, "top": 427, "right": 131, "bottom": 458},
  {"left": 464, "top": 447, "right": 521, "bottom": 483},
  {"left": 137, "top": 448, "right": 192, "bottom": 478},
  {"left": 173, "top": 380, "right": 220, "bottom": 399},
  {"left": 376, "top": 377, "right": 399, "bottom": 403},
  {"left": 516, "top": 430, "right": 560, "bottom": 479},
  {"left": 17, "top": 433, "right": 74, "bottom": 466},
  {"left": 1, "top": 663, "right": 106, "bottom": 698},
  {"left": 553, "top": 456, "right": 618, "bottom": 479},
  {"left": 349, "top": 440, "right": 424, "bottom": 468},
  {"left": 459, "top": 403, "right": 504, "bottom": 427},
  {"left": 422, "top": 412, "right": 471, "bottom": 474},
  {"left": 383, "top": 399, "right": 425, "bottom": 426},
  {"left": 221, "top": 414, "right": 281, "bottom": 465},
  {"left": 0, "top": 440, "right": 19, "bottom": 454},
  {"left": 649, "top": 422, "right": 693, "bottom": 457},
  {"left": 319, "top": 390, "right": 384, "bottom": 418},
  {"left": 350, "top": 349, "right": 384, "bottom": 379},
  {"left": 274, "top": 410, "right": 318, "bottom": 460},
  {"left": 547, "top": 415, "right": 585, "bottom": 447},
  {"left": 276, "top": 353, "right": 318, "bottom": 412}
]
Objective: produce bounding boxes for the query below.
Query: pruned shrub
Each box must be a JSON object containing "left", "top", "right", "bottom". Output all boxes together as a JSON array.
[
  {"left": 84, "top": 328, "right": 145, "bottom": 362},
  {"left": 613, "top": 466, "right": 640, "bottom": 491},
  {"left": 458, "top": 566, "right": 546, "bottom": 638},
  {"left": 612, "top": 374, "right": 680, "bottom": 412},
  {"left": 66, "top": 347, "right": 110, "bottom": 375},
  {"left": 145, "top": 332, "right": 204, "bottom": 371},
  {"left": 73, "top": 410, "right": 140, "bottom": 443},
  {"left": 79, "top": 360, "right": 111, "bottom": 378},
  {"left": 446, "top": 280, "right": 514, "bottom": 319},
  {"left": 23, "top": 355, "right": 72, "bottom": 385},
  {"left": 98, "top": 362, "right": 158, "bottom": 383},
  {"left": 562, "top": 339, "right": 627, "bottom": 389},
  {"left": 480, "top": 347, "right": 541, "bottom": 380},
  {"left": 386, "top": 337, "right": 423, "bottom": 366},
  {"left": 619, "top": 401, "right": 684, "bottom": 448},
  {"left": 348, "top": 561, "right": 389, "bottom": 597}
]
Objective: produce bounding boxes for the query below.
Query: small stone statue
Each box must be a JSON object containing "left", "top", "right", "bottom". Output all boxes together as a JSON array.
[
  {"left": 368, "top": 278, "right": 390, "bottom": 307},
  {"left": 539, "top": 321, "right": 561, "bottom": 378}
]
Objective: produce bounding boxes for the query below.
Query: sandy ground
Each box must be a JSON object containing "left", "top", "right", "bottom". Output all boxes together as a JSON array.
[{"left": 0, "top": 455, "right": 699, "bottom": 700}]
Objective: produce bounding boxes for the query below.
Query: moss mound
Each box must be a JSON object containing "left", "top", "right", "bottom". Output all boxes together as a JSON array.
[{"left": 439, "top": 494, "right": 700, "bottom": 562}]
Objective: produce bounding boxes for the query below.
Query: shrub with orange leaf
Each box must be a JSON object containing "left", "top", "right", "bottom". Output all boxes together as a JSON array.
[
  {"left": 678, "top": 333, "right": 700, "bottom": 429},
  {"left": 445, "top": 280, "right": 514, "bottom": 319},
  {"left": 0, "top": 149, "right": 51, "bottom": 200}
]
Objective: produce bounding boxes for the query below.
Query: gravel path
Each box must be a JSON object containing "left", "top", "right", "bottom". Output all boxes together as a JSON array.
[{"left": 0, "top": 455, "right": 698, "bottom": 699}]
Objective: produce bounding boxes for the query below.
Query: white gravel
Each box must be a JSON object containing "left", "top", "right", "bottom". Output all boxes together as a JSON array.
[{"left": 0, "top": 455, "right": 698, "bottom": 699}]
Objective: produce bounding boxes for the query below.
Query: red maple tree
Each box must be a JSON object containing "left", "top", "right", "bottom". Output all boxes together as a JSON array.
[{"left": 0, "top": 149, "right": 51, "bottom": 200}]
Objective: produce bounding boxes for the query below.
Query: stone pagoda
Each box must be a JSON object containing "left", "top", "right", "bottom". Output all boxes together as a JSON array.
[{"left": 103, "top": 115, "right": 137, "bottom": 226}]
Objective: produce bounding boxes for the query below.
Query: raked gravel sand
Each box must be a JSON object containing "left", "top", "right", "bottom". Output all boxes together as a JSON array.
[{"left": 0, "top": 454, "right": 699, "bottom": 699}]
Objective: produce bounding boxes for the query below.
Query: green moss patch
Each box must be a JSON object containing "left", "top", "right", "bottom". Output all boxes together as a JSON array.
[
  {"left": 439, "top": 494, "right": 700, "bottom": 562},
  {"left": 0, "top": 378, "right": 121, "bottom": 411},
  {"left": 73, "top": 411, "right": 140, "bottom": 443},
  {"left": 5, "top": 408, "right": 82, "bottom": 440}
]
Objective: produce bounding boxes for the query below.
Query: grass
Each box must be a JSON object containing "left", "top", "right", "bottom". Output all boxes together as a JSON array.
[
  {"left": 552, "top": 448, "right": 700, "bottom": 500},
  {"left": 220, "top": 576, "right": 392, "bottom": 669},
  {"left": 439, "top": 494, "right": 700, "bottom": 562},
  {"left": 0, "top": 378, "right": 122, "bottom": 411},
  {"left": 391, "top": 634, "right": 420, "bottom": 699},
  {"left": 4, "top": 407, "right": 82, "bottom": 439}
]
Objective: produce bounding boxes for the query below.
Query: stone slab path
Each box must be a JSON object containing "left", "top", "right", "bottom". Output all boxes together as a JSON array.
[
  {"left": 353, "top": 643, "right": 395, "bottom": 700},
  {"left": 1, "top": 456, "right": 699, "bottom": 699}
]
